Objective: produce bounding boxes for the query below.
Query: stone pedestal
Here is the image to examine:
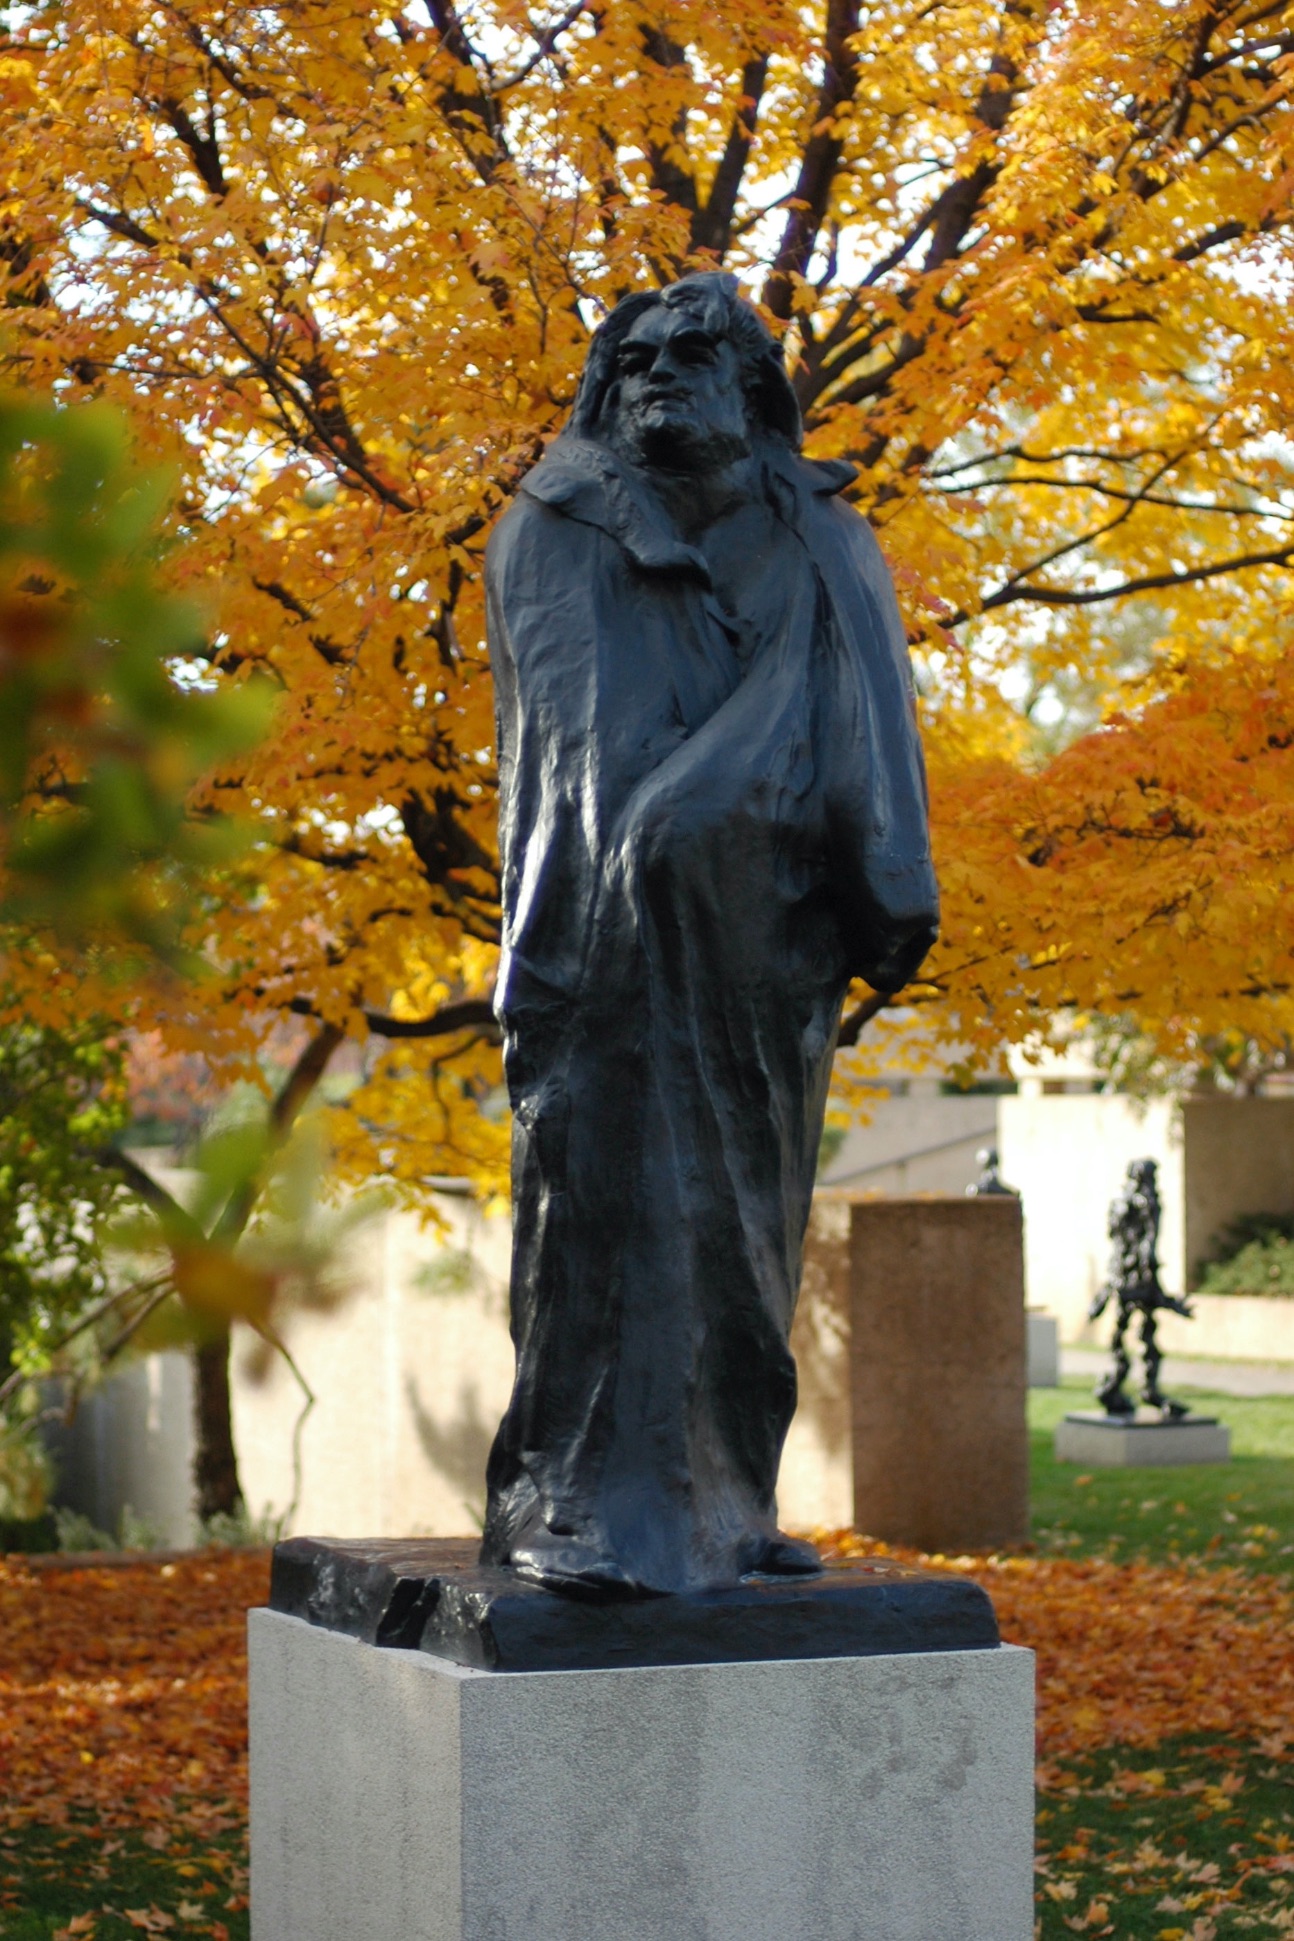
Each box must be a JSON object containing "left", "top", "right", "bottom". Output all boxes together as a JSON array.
[
  {"left": 249, "top": 1607, "right": 1035, "bottom": 1941},
  {"left": 847, "top": 1196, "right": 1029, "bottom": 1552},
  {"left": 1055, "top": 1411, "right": 1231, "bottom": 1467},
  {"left": 1027, "top": 1309, "right": 1059, "bottom": 1387}
]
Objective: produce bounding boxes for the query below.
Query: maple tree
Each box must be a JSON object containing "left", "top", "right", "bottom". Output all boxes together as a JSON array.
[
  {"left": 0, "top": 0, "right": 1290, "bottom": 1107},
  {"left": 1, "top": 1, "right": 1293, "bottom": 1494}
]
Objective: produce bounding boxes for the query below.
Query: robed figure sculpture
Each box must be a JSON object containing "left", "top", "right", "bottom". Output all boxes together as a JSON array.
[{"left": 480, "top": 273, "right": 939, "bottom": 1599}]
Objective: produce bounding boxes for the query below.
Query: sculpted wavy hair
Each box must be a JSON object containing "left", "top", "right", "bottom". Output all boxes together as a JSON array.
[{"left": 567, "top": 272, "right": 803, "bottom": 452}]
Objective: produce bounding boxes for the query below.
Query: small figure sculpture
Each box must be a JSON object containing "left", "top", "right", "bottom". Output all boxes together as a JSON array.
[
  {"left": 481, "top": 272, "right": 938, "bottom": 1598},
  {"left": 1089, "top": 1158, "right": 1192, "bottom": 1418},
  {"left": 966, "top": 1146, "right": 1017, "bottom": 1197}
]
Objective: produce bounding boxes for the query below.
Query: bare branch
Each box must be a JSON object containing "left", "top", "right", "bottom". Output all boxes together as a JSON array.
[
  {"left": 93, "top": 1149, "right": 204, "bottom": 1243},
  {"left": 932, "top": 475, "right": 1294, "bottom": 521},
  {"left": 211, "top": 1020, "right": 344, "bottom": 1246},
  {"left": 493, "top": 2, "right": 590, "bottom": 91}
]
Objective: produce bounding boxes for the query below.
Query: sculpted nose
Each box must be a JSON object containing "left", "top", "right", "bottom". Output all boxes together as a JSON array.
[{"left": 647, "top": 348, "right": 685, "bottom": 386}]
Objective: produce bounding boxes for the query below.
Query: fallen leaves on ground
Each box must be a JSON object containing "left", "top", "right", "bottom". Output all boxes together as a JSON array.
[
  {"left": 2, "top": 1545, "right": 1293, "bottom": 1833},
  {"left": 819, "top": 1535, "right": 1294, "bottom": 1766},
  {"left": 2, "top": 1541, "right": 1293, "bottom": 1938},
  {"left": 0, "top": 1551, "right": 268, "bottom": 1840}
]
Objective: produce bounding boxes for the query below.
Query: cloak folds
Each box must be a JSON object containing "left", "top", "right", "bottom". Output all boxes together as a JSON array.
[{"left": 480, "top": 436, "right": 939, "bottom": 1597}]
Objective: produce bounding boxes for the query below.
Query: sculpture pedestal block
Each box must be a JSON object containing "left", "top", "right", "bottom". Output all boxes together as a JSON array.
[
  {"left": 249, "top": 1608, "right": 1034, "bottom": 1941},
  {"left": 844, "top": 1195, "right": 1029, "bottom": 1550},
  {"left": 1055, "top": 1410, "right": 1231, "bottom": 1467}
]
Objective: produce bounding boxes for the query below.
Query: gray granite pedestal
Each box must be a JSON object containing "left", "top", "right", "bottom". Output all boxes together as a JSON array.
[
  {"left": 1055, "top": 1410, "right": 1231, "bottom": 1467},
  {"left": 249, "top": 1601, "right": 1035, "bottom": 1941}
]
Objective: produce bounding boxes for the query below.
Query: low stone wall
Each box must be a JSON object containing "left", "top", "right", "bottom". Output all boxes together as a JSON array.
[{"left": 1152, "top": 1293, "right": 1294, "bottom": 1364}]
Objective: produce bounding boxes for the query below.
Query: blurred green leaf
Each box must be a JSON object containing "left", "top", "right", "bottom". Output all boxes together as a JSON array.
[{"left": 0, "top": 394, "right": 273, "bottom": 963}]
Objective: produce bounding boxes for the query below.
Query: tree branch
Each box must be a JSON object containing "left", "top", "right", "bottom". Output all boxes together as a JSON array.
[
  {"left": 764, "top": 0, "right": 862, "bottom": 322},
  {"left": 364, "top": 997, "right": 499, "bottom": 1040},
  {"left": 837, "top": 988, "right": 891, "bottom": 1047},
  {"left": 932, "top": 475, "right": 1294, "bottom": 521},
  {"left": 92, "top": 1148, "right": 205, "bottom": 1243},
  {"left": 957, "top": 536, "right": 1294, "bottom": 622},
  {"left": 690, "top": 55, "right": 769, "bottom": 257},
  {"left": 211, "top": 1019, "right": 344, "bottom": 1246},
  {"left": 493, "top": 2, "right": 590, "bottom": 91}
]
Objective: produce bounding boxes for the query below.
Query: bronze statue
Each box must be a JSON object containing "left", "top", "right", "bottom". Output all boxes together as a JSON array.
[
  {"left": 1090, "top": 1158, "right": 1192, "bottom": 1419},
  {"left": 967, "top": 1146, "right": 1017, "bottom": 1197},
  {"left": 480, "top": 273, "right": 938, "bottom": 1598}
]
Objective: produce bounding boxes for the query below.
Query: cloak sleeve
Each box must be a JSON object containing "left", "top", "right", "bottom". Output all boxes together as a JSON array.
[{"left": 799, "top": 477, "right": 940, "bottom": 992}]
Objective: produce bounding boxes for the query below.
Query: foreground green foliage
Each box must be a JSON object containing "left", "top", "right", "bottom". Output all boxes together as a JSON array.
[
  {"left": 1030, "top": 1381, "right": 1294, "bottom": 1579},
  {"left": 1037, "top": 1739, "right": 1294, "bottom": 1939},
  {"left": 0, "top": 1026, "right": 128, "bottom": 1361},
  {"left": 0, "top": 398, "right": 270, "bottom": 957}
]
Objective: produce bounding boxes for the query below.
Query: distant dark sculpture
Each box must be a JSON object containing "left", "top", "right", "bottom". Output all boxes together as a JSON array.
[
  {"left": 966, "top": 1146, "right": 1018, "bottom": 1197},
  {"left": 1089, "top": 1158, "right": 1192, "bottom": 1418},
  {"left": 480, "top": 272, "right": 939, "bottom": 1598}
]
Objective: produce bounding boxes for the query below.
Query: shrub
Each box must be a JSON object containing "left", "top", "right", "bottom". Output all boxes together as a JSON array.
[{"left": 1197, "top": 1215, "right": 1294, "bottom": 1298}]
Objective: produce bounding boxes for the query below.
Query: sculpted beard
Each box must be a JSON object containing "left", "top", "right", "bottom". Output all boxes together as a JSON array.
[{"left": 611, "top": 388, "right": 753, "bottom": 474}]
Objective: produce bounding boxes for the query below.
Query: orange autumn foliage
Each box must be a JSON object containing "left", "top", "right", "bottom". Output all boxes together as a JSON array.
[
  {"left": 1, "top": 1545, "right": 1291, "bottom": 1841},
  {"left": 0, "top": 2, "right": 1290, "bottom": 1188}
]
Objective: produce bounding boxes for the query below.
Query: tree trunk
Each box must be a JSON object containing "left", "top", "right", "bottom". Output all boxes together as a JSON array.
[{"left": 193, "top": 1328, "right": 243, "bottom": 1523}]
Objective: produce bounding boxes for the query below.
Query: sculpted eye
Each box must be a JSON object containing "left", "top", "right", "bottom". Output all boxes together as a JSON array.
[{"left": 617, "top": 345, "right": 654, "bottom": 375}]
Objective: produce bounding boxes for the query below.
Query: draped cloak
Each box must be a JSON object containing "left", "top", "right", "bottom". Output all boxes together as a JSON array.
[{"left": 480, "top": 434, "right": 939, "bottom": 1596}]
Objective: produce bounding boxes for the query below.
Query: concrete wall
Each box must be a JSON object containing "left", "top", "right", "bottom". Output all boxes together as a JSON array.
[
  {"left": 232, "top": 1191, "right": 515, "bottom": 1539},
  {"left": 47, "top": 1192, "right": 516, "bottom": 1547},
  {"left": 1153, "top": 1293, "right": 1294, "bottom": 1363},
  {"left": 48, "top": 1193, "right": 872, "bottom": 1546},
  {"left": 998, "top": 1095, "right": 1183, "bottom": 1342},
  {"left": 819, "top": 1094, "right": 999, "bottom": 1196},
  {"left": 46, "top": 1350, "right": 196, "bottom": 1547},
  {"left": 779, "top": 1197, "right": 853, "bottom": 1531},
  {"left": 49, "top": 1091, "right": 1294, "bottom": 1548}
]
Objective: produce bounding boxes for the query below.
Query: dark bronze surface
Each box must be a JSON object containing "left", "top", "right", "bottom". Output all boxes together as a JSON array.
[
  {"left": 966, "top": 1146, "right": 1018, "bottom": 1197},
  {"left": 270, "top": 1537, "right": 999, "bottom": 1672},
  {"left": 481, "top": 272, "right": 938, "bottom": 1599},
  {"left": 1089, "top": 1158, "right": 1194, "bottom": 1419}
]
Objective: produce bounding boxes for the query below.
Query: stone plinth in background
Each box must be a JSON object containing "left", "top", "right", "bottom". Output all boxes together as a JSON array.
[{"left": 847, "top": 1196, "right": 1028, "bottom": 1553}]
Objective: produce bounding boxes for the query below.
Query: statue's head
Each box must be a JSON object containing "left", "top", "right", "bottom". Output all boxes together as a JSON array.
[
  {"left": 1128, "top": 1158, "right": 1158, "bottom": 1189},
  {"left": 568, "top": 272, "right": 801, "bottom": 473}
]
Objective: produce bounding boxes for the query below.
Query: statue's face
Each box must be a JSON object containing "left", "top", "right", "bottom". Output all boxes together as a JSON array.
[{"left": 609, "top": 305, "right": 750, "bottom": 472}]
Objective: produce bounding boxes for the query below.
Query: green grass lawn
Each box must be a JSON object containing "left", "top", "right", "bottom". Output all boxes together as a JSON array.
[
  {"left": 0, "top": 1823, "right": 247, "bottom": 1939},
  {"left": 1037, "top": 1738, "right": 1294, "bottom": 1939},
  {"left": 1031, "top": 1378, "right": 1294, "bottom": 1576}
]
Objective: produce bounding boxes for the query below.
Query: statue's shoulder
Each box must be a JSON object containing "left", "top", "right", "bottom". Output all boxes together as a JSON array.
[
  {"left": 770, "top": 451, "right": 899, "bottom": 615},
  {"left": 488, "top": 445, "right": 607, "bottom": 583}
]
